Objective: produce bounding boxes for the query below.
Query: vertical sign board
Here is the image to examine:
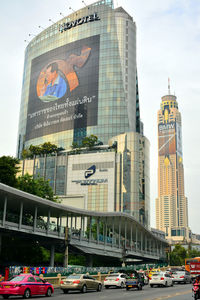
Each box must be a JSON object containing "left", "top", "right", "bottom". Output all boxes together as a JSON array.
[{"left": 158, "top": 122, "right": 176, "bottom": 156}]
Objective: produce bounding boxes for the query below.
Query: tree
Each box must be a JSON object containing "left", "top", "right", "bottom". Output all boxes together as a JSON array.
[
  {"left": 40, "top": 142, "right": 58, "bottom": 155},
  {"left": 29, "top": 145, "right": 41, "bottom": 156},
  {"left": 26, "top": 142, "right": 61, "bottom": 158},
  {"left": 21, "top": 149, "right": 32, "bottom": 159},
  {"left": 0, "top": 156, "right": 20, "bottom": 187},
  {"left": 187, "top": 248, "right": 200, "bottom": 258},
  {"left": 170, "top": 244, "right": 187, "bottom": 266},
  {"left": 71, "top": 135, "right": 100, "bottom": 150},
  {"left": 17, "top": 174, "right": 58, "bottom": 202},
  {"left": 82, "top": 134, "right": 98, "bottom": 148}
]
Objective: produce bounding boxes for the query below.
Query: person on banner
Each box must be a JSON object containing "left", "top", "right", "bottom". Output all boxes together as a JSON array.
[{"left": 40, "top": 62, "right": 67, "bottom": 101}]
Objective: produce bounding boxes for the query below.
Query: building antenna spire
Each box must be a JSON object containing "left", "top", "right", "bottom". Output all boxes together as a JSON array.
[{"left": 168, "top": 77, "right": 171, "bottom": 95}]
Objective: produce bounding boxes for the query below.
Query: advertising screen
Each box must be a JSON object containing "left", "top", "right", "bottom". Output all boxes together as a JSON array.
[
  {"left": 26, "top": 35, "right": 100, "bottom": 141},
  {"left": 158, "top": 122, "right": 176, "bottom": 156}
]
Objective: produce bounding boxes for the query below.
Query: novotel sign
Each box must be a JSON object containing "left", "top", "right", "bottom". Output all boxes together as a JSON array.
[{"left": 59, "top": 13, "right": 100, "bottom": 33}]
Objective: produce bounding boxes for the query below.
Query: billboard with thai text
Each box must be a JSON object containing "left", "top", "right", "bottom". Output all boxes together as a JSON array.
[{"left": 26, "top": 35, "right": 100, "bottom": 141}]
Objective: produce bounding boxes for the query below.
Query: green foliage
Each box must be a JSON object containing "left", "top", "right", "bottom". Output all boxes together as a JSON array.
[
  {"left": 85, "top": 221, "right": 105, "bottom": 239},
  {"left": 17, "top": 173, "right": 58, "bottom": 202},
  {"left": 0, "top": 236, "right": 64, "bottom": 266},
  {"left": 187, "top": 248, "right": 200, "bottom": 258},
  {"left": 82, "top": 134, "right": 98, "bottom": 148},
  {"left": 0, "top": 156, "right": 20, "bottom": 187},
  {"left": 71, "top": 135, "right": 100, "bottom": 150},
  {"left": 21, "top": 149, "right": 32, "bottom": 159},
  {"left": 170, "top": 244, "right": 200, "bottom": 266},
  {"left": 170, "top": 244, "right": 187, "bottom": 266},
  {"left": 68, "top": 254, "right": 86, "bottom": 266},
  {"left": 40, "top": 142, "right": 58, "bottom": 155},
  {"left": 23, "top": 142, "right": 64, "bottom": 158},
  {"left": 29, "top": 145, "right": 41, "bottom": 156}
]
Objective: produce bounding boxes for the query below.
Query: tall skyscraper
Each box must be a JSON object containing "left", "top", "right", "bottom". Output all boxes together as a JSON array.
[
  {"left": 156, "top": 83, "right": 190, "bottom": 242},
  {"left": 16, "top": 0, "right": 150, "bottom": 227},
  {"left": 17, "top": 0, "right": 142, "bottom": 158}
]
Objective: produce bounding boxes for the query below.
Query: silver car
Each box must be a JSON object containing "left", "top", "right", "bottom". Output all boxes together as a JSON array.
[
  {"left": 172, "top": 271, "right": 192, "bottom": 284},
  {"left": 60, "top": 274, "right": 102, "bottom": 293}
]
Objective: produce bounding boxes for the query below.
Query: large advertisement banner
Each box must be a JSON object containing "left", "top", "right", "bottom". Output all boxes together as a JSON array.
[
  {"left": 158, "top": 122, "right": 176, "bottom": 156},
  {"left": 26, "top": 35, "right": 100, "bottom": 141}
]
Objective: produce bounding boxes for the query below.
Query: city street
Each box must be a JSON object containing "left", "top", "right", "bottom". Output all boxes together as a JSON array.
[{"left": 51, "top": 283, "right": 192, "bottom": 300}]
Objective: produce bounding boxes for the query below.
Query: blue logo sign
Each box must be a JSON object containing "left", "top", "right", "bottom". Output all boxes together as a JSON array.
[{"left": 85, "top": 165, "right": 96, "bottom": 179}]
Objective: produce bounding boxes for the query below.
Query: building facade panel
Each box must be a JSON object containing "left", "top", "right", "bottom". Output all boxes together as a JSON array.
[{"left": 66, "top": 152, "right": 116, "bottom": 212}]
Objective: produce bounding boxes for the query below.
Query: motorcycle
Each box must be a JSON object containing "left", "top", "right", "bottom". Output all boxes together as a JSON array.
[{"left": 192, "top": 282, "right": 200, "bottom": 299}]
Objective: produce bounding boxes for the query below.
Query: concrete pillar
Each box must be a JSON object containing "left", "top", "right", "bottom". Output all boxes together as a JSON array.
[
  {"left": 50, "top": 244, "right": 55, "bottom": 267},
  {"left": 19, "top": 202, "right": 23, "bottom": 230},
  {"left": 3, "top": 197, "right": 7, "bottom": 226},
  {"left": 63, "top": 244, "right": 68, "bottom": 268},
  {"left": 141, "top": 231, "right": 143, "bottom": 251}
]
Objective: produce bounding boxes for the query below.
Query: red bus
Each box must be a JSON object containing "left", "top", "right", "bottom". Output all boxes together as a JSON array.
[{"left": 185, "top": 257, "right": 200, "bottom": 272}]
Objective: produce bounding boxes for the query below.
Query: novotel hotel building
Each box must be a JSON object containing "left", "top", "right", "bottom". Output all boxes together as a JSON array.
[{"left": 17, "top": 0, "right": 150, "bottom": 227}]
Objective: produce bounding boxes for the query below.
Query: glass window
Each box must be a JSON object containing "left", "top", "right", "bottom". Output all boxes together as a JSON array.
[
  {"left": 27, "top": 277, "right": 36, "bottom": 282},
  {"left": 35, "top": 277, "right": 44, "bottom": 283},
  {"left": 10, "top": 276, "right": 25, "bottom": 282}
]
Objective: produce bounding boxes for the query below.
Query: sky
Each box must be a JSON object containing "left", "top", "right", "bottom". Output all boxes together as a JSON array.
[{"left": 0, "top": 0, "right": 200, "bottom": 232}]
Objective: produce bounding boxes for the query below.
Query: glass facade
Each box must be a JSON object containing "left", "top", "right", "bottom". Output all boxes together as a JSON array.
[
  {"left": 19, "top": 131, "right": 150, "bottom": 228},
  {"left": 17, "top": 0, "right": 140, "bottom": 157},
  {"left": 109, "top": 132, "right": 150, "bottom": 228},
  {"left": 17, "top": 0, "right": 150, "bottom": 228}
]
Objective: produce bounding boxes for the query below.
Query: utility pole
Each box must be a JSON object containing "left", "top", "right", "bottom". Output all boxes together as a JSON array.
[{"left": 63, "top": 226, "right": 69, "bottom": 267}]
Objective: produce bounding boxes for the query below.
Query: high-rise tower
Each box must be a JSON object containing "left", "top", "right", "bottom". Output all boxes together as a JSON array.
[
  {"left": 16, "top": 0, "right": 142, "bottom": 158},
  {"left": 156, "top": 83, "right": 190, "bottom": 242}
]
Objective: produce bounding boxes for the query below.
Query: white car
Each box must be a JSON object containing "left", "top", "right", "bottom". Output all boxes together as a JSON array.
[
  {"left": 104, "top": 273, "right": 127, "bottom": 288},
  {"left": 149, "top": 272, "right": 173, "bottom": 287}
]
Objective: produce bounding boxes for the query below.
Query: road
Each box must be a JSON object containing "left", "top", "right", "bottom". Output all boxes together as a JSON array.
[{"left": 52, "top": 283, "right": 192, "bottom": 300}]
